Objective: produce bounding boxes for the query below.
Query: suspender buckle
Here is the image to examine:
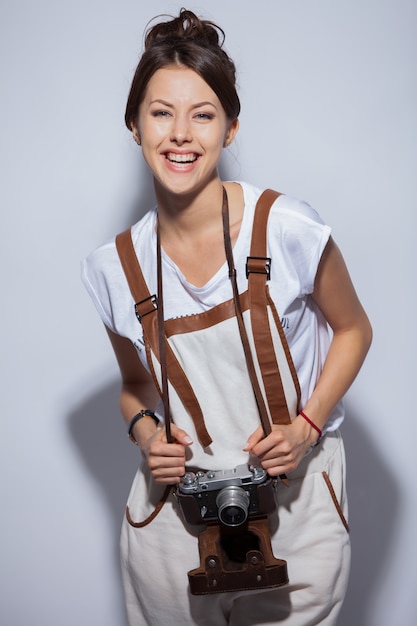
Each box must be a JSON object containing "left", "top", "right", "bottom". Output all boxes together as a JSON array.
[
  {"left": 246, "top": 256, "right": 271, "bottom": 280},
  {"left": 135, "top": 294, "right": 157, "bottom": 322}
]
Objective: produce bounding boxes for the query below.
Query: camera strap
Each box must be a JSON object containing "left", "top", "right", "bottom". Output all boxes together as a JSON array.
[{"left": 156, "top": 218, "right": 173, "bottom": 443}]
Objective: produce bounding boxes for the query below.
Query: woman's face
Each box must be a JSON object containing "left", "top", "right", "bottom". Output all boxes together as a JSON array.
[{"left": 134, "top": 65, "right": 238, "bottom": 197}]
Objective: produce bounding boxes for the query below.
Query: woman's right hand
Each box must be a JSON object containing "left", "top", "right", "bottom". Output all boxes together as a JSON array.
[
  {"left": 104, "top": 328, "right": 194, "bottom": 484},
  {"left": 143, "top": 423, "right": 193, "bottom": 484}
]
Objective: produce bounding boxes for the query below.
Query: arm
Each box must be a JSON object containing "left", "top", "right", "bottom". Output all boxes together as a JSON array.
[
  {"left": 244, "top": 237, "right": 372, "bottom": 475},
  {"left": 106, "top": 326, "right": 193, "bottom": 483}
]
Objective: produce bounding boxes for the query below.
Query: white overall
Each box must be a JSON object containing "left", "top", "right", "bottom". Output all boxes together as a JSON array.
[{"left": 116, "top": 191, "right": 350, "bottom": 625}]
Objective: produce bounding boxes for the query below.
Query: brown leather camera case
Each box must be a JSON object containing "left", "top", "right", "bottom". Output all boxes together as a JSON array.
[{"left": 187, "top": 516, "right": 288, "bottom": 595}]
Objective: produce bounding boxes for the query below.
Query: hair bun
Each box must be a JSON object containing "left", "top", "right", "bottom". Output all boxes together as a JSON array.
[
  {"left": 125, "top": 8, "right": 240, "bottom": 129},
  {"left": 145, "top": 8, "right": 224, "bottom": 50}
]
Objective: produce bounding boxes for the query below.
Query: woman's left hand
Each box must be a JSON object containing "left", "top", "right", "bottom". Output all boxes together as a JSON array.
[{"left": 243, "top": 416, "right": 318, "bottom": 476}]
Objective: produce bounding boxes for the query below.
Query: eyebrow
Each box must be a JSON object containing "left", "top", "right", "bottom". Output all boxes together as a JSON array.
[{"left": 149, "top": 99, "right": 218, "bottom": 110}]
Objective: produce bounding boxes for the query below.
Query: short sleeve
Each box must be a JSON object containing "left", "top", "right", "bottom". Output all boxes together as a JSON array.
[
  {"left": 80, "top": 240, "right": 120, "bottom": 333},
  {"left": 270, "top": 195, "right": 331, "bottom": 296}
]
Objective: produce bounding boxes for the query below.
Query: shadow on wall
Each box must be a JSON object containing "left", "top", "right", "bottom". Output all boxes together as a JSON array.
[
  {"left": 338, "top": 401, "right": 399, "bottom": 626},
  {"left": 68, "top": 379, "right": 138, "bottom": 626},
  {"left": 68, "top": 382, "right": 399, "bottom": 626},
  {"left": 67, "top": 163, "right": 155, "bottom": 625}
]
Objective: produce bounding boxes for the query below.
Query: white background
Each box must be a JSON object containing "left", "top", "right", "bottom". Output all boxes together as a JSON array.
[{"left": 1, "top": 1, "right": 416, "bottom": 624}]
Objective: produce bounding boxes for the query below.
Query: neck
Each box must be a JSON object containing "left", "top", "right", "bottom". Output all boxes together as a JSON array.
[{"left": 154, "top": 178, "right": 225, "bottom": 240}]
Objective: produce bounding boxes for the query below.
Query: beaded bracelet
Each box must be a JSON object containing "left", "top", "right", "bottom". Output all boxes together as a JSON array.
[
  {"left": 299, "top": 410, "right": 322, "bottom": 443},
  {"left": 128, "top": 410, "right": 159, "bottom": 445}
]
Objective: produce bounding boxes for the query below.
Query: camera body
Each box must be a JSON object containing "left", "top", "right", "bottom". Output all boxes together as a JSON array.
[{"left": 177, "top": 464, "right": 276, "bottom": 527}]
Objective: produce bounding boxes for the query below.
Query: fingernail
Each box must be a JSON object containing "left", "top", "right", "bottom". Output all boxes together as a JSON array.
[{"left": 184, "top": 436, "right": 193, "bottom": 444}]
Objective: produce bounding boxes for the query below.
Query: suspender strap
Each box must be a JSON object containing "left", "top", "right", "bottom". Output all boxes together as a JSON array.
[
  {"left": 222, "top": 188, "right": 272, "bottom": 437},
  {"left": 115, "top": 229, "right": 213, "bottom": 448},
  {"left": 248, "top": 190, "right": 301, "bottom": 425}
]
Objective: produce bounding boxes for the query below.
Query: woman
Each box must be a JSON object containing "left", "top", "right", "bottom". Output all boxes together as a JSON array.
[{"left": 81, "top": 9, "right": 372, "bottom": 625}]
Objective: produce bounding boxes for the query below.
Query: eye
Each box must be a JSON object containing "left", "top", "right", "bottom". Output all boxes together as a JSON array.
[
  {"left": 194, "top": 112, "right": 214, "bottom": 121},
  {"left": 152, "top": 110, "right": 171, "bottom": 118}
]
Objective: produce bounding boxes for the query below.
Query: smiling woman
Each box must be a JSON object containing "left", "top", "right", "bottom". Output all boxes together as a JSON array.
[{"left": 81, "top": 8, "right": 372, "bottom": 626}]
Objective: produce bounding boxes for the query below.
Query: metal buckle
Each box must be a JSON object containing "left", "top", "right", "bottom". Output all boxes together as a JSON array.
[
  {"left": 245, "top": 256, "right": 271, "bottom": 280},
  {"left": 134, "top": 294, "right": 157, "bottom": 322}
]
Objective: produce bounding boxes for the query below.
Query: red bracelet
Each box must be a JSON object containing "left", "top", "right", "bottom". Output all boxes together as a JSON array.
[{"left": 299, "top": 410, "right": 322, "bottom": 441}]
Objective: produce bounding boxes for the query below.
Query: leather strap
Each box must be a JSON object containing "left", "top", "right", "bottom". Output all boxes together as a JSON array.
[
  {"left": 221, "top": 188, "right": 272, "bottom": 437},
  {"left": 156, "top": 220, "right": 172, "bottom": 443},
  {"left": 125, "top": 485, "right": 172, "bottom": 528},
  {"left": 247, "top": 190, "right": 300, "bottom": 424},
  {"left": 115, "top": 229, "right": 212, "bottom": 448}
]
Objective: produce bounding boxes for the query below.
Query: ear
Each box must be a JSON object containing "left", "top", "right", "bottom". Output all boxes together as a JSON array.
[
  {"left": 131, "top": 120, "right": 141, "bottom": 145},
  {"left": 224, "top": 118, "right": 239, "bottom": 147}
]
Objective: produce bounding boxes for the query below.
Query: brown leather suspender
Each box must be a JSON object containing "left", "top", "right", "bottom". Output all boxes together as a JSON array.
[
  {"left": 115, "top": 229, "right": 213, "bottom": 448},
  {"left": 247, "top": 190, "right": 300, "bottom": 425},
  {"left": 222, "top": 188, "right": 273, "bottom": 437}
]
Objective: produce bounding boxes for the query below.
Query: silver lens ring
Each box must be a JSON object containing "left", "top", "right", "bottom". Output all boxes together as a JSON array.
[{"left": 216, "top": 486, "right": 250, "bottom": 527}]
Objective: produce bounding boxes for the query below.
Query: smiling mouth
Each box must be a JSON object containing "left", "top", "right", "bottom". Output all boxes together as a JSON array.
[{"left": 165, "top": 152, "right": 198, "bottom": 164}]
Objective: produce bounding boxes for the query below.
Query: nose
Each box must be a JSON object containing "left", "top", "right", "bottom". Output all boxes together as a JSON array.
[{"left": 170, "top": 114, "right": 192, "bottom": 145}]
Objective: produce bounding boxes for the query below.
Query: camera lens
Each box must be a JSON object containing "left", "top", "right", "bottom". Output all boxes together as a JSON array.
[{"left": 216, "top": 486, "right": 250, "bottom": 527}]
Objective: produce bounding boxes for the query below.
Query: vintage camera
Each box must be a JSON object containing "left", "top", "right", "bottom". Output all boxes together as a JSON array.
[
  {"left": 177, "top": 464, "right": 288, "bottom": 594},
  {"left": 177, "top": 463, "right": 276, "bottom": 527}
]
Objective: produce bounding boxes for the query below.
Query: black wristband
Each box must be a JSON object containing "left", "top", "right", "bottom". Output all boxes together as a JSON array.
[{"left": 128, "top": 410, "right": 159, "bottom": 445}]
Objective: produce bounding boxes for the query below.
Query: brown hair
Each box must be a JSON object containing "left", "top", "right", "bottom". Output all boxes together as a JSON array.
[{"left": 124, "top": 8, "right": 240, "bottom": 129}]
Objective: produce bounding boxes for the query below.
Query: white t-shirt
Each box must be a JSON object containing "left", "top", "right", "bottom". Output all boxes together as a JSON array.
[{"left": 81, "top": 181, "right": 344, "bottom": 433}]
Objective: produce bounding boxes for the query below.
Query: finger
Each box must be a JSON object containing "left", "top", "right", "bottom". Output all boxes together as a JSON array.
[
  {"left": 152, "top": 465, "right": 186, "bottom": 484},
  {"left": 150, "top": 455, "right": 185, "bottom": 472},
  {"left": 148, "top": 449, "right": 186, "bottom": 473},
  {"left": 170, "top": 423, "right": 193, "bottom": 446},
  {"left": 251, "top": 429, "right": 286, "bottom": 458},
  {"left": 243, "top": 425, "right": 264, "bottom": 451},
  {"left": 150, "top": 450, "right": 187, "bottom": 484},
  {"left": 149, "top": 438, "right": 186, "bottom": 459},
  {"left": 260, "top": 456, "right": 297, "bottom": 477}
]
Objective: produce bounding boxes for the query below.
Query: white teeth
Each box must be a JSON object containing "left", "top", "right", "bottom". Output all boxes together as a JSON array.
[{"left": 166, "top": 152, "right": 197, "bottom": 163}]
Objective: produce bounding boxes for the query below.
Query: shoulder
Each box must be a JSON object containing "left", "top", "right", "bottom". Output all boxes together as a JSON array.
[
  {"left": 81, "top": 236, "right": 119, "bottom": 299},
  {"left": 237, "top": 181, "right": 325, "bottom": 225},
  {"left": 82, "top": 208, "right": 156, "bottom": 280},
  {"left": 269, "top": 192, "right": 331, "bottom": 259},
  {"left": 238, "top": 182, "right": 331, "bottom": 295},
  {"left": 273, "top": 194, "right": 327, "bottom": 226},
  {"left": 237, "top": 181, "right": 329, "bottom": 238},
  {"left": 80, "top": 209, "right": 157, "bottom": 329}
]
